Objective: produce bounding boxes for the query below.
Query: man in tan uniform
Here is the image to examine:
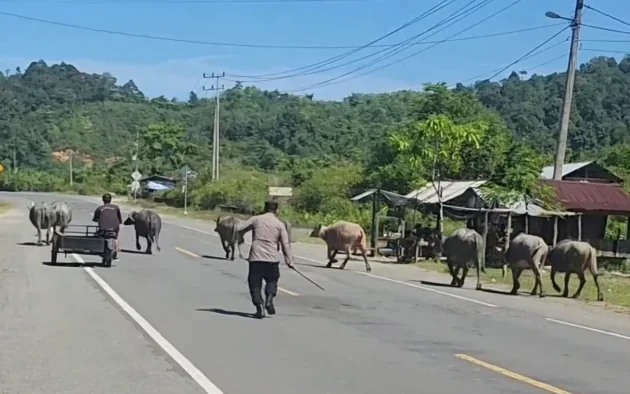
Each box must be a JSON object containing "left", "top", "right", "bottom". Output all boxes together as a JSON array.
[{"left": 237, "top": 200, "right": 295, "bottom": 319}]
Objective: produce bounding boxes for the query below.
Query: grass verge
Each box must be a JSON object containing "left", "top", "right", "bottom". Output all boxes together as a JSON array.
[{"left": 413, "top": 260, "right": 630, "bottom": 310}]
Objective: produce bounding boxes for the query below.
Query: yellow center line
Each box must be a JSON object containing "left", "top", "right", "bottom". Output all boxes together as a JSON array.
[
  {"left": 175, "top": 247, "right": 201, "bottom": 259},
  {"left": 455, "top": 354, "right": 573, "bottom": 394},
  {"left": 278, "top": 287, "right": 299, "bottom": 296}
]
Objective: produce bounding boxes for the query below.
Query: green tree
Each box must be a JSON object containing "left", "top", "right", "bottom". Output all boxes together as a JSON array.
[{"left": 139, "top": 121, "right": 195, "bottom": 174}]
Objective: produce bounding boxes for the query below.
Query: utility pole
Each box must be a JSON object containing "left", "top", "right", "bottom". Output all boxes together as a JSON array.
[
  {"left": 133, "top": 130, "right": 139, "bottom": 201},
  {"left": 12, "top": 143, "right": 17, "bottom": 174},
  {"left": 69, "top": 150, "right": 73, "bottom": 186},
  {"left": 550, "top": 0, "right": 584, "bottom": 180},
  {"left": 203, "top": 72, "right": 225, "bottom": 181}
]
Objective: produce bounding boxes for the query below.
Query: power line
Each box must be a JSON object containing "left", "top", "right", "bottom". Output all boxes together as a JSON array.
[
  {"left": 581, "top": 23, "right": 630, "bottom": 35},
  {"left": 483, "top": 26, "right": 569, "bottom": 81},
  {"left": 584, "top": 4, "right": 630, "bottom": 28},
  {"left": 459, "top": 38, "right": 569, "bottom": 84},
  {"left": 0, "top": 0, "right": 371, "bottom": 3},
  {"left": 227, "top": 0, "right": 456, "bottom": 79},
  {"left": 286, "top": 0, "right": 523, "bottom": 93},
  {"left": 0, "top": 8, "right": 562, "bottom": 50},
  {"left": 233, "top": 0, "right": 495, "bottom": 82},
  {"left": 580, "top": 48, "right": 630, "bottom": 55}
]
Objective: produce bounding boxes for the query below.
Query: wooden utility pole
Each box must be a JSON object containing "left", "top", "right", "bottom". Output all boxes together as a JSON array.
[
  {"left": 552, "top": 0, "right": 584, "bottom": 180},
  {"left": 203, "top": 72, "right": 225, "bottom": 181},
  {"left": 69, "top": 150, "right": 74, "bottom": 186}
]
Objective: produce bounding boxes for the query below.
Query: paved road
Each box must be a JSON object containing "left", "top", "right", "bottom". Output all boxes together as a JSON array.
[{"left": 2, "top": 192, "right": 630, "bottom": 394}]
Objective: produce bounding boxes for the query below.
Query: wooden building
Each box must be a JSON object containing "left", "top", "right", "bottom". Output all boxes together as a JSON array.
[{"left": 538, "top": 161, "right": 630, "bottom": 257}]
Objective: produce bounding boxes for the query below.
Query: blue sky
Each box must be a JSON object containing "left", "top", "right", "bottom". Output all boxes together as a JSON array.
[{"left": 0, "top": 0, "right": 628, "bottom": 101}]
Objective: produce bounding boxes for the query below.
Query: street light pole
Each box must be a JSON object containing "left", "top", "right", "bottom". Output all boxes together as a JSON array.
[{"left": 546, "top": 0, "right": 584, "bottom": 180}]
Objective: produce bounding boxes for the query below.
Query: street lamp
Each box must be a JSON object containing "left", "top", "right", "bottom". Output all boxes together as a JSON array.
[{"left": 545, "top": 11, "right": 561, "bottom": 19}]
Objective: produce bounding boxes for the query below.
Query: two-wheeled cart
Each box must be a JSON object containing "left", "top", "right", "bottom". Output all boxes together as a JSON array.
[{"left": 50, "top": 225, "right": 116, "bottom": 267}]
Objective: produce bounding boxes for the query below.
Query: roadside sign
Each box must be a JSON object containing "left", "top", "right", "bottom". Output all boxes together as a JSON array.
[
  {"left": 131, "top": 170, "right": 142, "bottom": 181},
  {"left": 0, "top": 163, "right": 4, "bottom": 174},
  {"left": 131, "top": 180, "right": 140, "bottom": 191}
]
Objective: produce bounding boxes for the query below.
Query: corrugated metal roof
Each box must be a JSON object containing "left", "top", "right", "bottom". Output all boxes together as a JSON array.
[
  {"left": 542, "top": 180, "right": 630, "bottom": 213},
  {"left": 350, "top": 189, "right": 410, "bottom": 205},
  {"left": 405, "top": 180, "right": 487, "bottom": 204},
  {"left": 472, "top": 187, "right": 577, "bottom": 217},
  {"left": 539, "top": 161, "right": 593, "bottom": 180}
]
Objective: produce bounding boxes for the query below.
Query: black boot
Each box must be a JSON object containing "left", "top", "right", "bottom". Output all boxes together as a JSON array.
[
  {"left": 265, "top": 294, "right": 276, "bottom": 315},
  {"left": 254, "top": 304, "right": 265, "bottom": 319}
]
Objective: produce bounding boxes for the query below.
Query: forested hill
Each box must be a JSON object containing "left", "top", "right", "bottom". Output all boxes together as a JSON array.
[{"left": 2, "top": 55, "right": 630, "bottom": 174}]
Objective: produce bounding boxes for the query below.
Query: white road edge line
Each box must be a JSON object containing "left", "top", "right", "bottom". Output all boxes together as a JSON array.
[
  {"left": 545, "top": 318, "right": 630, "bottom": 340},
  {"left": 72, "top": 253, "right": 225, "bottom": 394},
  {"left": 175, "top": 247, "right": 201, "bottom": 258},
  {"left": 278, "top": 287, "right": 299, "bottom": 296},
  {"left": 356, "top": 272, "right": 498, "bottom": 308}
]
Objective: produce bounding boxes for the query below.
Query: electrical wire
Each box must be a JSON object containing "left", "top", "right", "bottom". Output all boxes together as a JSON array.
[
  {"left": 581, "top": 23, "right": 630, "bottom": 36},
  {"left": 285, "top": 0, "right": 523, "bottom": 93},
  {"left": 0, "top": 0, "right": 371, "bottom": 3},
  {"left": 580, "top": 48, "right": 630, "bottom": 55},
  {"left": 0, "top": 8, "right": 562, "bottom": 50},
  {"left": 459, "top": 38, "right": 569, "bottom": 84},
  {"left": 0, "top": 9, "right": 428, "bottom": 50},
  {"left": 482, "top": 26, "right": 569, "bottom": 81},
  {"left": 226, "top": 0, "right": 456, "bottom": 79},
  {"left": 233, "top": 0, "right": 492, "bottom": 82},
  {"left": 584, "top": 4, "right": 630, "bottom": 28}
]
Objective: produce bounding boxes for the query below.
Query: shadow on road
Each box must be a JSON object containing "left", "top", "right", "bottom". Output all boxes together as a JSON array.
[
  {"left": 17, "top": 242, "right": 44, "bottom": 247},
  {"left": 412, "top": 280, "right": 454, "bottom": 288},
  {"left": 42, "top": 261, "right": 96, "bottom": 268},
  {"left": 202, "top": 255, "right": 229, "bottom": 261},
  {"left": 479, "top": 288, "right": 514, "bottom": 296},
  {"left": 196, "top": 308, "right": 260, "bottom": 319},
  {"left": 120, "top": 248, "right": 149, "bottom": 255}
]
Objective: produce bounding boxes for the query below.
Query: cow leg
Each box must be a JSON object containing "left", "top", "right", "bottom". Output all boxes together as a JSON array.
[
  {"left": 359, "top": 247, "right": 371, "bottom": 272},
  {"left": 572, "top": 271, "right": 587, "bottom": 299},
  {"left": 452, "top": 265, "right": 462, "bottom": 287},
  {"left": 230, "top": 243, "right": 235, "bottom": 261},
  {"left": 326, "top": 249, "right": 337, "bottom": 268},
  {"left": 446, "top": 260, "right": 457, "bottom": 286},
  {"left": 328, "top": 248, "right": 339, "bottom": 264},
  {"left": 145, "top": 237, "right": 153, "bottom": 255},
  {"left": 458, "top": 266, "right": 469, "bottom": 288},
  {"left": 551, "top": 266, "right": 562, "bottom": 293},
  {"left": 510, "top": 268, "right": 523, "bottom": 295},
  {"left": 562, "top": 272, "right": 571, "bottom": 298},
  {"left": 531, "top": 267, "right": 545, "bottom": 298},
  {"left": 45, "top": 227, "right": 51, "bottom": 245},
  {"left": 135, "top": 233, "right": 142, "bottom": 251},
  {"left": 588, "top": 264, "right": 604, "bottom": 302},
  {"left": 36, "top": 227, "right": 42, "bottom": 245},
  {"left": 221, "top": 240, "right": 230, "bottom": 259},
  {"left": 339, "top": 249, "right": 351, "bottom": 270}
]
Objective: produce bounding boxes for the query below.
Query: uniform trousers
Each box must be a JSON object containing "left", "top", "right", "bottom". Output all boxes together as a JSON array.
[{"left": 247, "top": 261, "right": 280, "bottom": 306}]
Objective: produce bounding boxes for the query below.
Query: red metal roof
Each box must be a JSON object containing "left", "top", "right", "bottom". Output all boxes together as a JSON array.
[{"left": 541, "top": 180, "right": 630, "bottom": 214}]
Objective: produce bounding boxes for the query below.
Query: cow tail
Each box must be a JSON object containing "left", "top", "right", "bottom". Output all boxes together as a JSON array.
[
  {"left": 478, "top": 237, "right": 486, "bottom": 273},
  {"left": 359, "top": 227, "right": 368, "bottom": 251},
  {"left": 587, "top": 245, "right": 598, "bottom": 278},
  {"left": 230, "top": 222, "right": 238, "bottom": 245}
]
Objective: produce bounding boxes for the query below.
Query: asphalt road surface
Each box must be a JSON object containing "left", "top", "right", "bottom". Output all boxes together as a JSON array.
[{"left": 2, "top": 192, "right": 630, "bottom": 394}]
